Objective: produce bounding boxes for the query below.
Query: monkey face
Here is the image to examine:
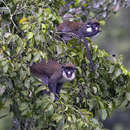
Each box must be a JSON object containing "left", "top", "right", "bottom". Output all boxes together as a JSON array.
[
  {"left": 86, "top": 22, "right": 100, "bottom": 36},
  {"left": 61, "top": 66, "right": 76, "bottom": 81},
  {"left": 78, "top": 22, "right": 100, "bottom": 38}
]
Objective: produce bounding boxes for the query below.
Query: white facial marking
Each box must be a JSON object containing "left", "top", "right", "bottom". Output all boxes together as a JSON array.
[
  {"left": 86, "top": 27, "right": 92, "bottom": 32},
  {"left": 95, "top": 27, "right": 98, "bottom": 30},
  {"left": 68, "top": 71, "right": 71, "bottom": 74},
  {"left": 62, "top": 71, "right": 75, "bottom": 81}
]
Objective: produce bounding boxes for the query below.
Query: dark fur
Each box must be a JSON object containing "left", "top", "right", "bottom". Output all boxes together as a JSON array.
[
  {"left": 30, "top": 59, "right": 76, "bottom": 100},
  {"left": 57, "top": 20, "right": 100, "bottom": 71}
]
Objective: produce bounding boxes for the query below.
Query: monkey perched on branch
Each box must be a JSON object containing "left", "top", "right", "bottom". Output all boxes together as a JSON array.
[
  {"left": 57, "top": 19, "right": 101, "bottom": 71},
  {"left": 30, "top": 59, "right": 77, "bottom": 100}
]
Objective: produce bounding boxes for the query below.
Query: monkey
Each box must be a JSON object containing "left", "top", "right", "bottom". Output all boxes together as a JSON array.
[
  {"left": 57, "top": 20, "right": 100, "bottom": 40},
  {"left": 30, "top": 59, "right": 77, "bottom": 100},
  {"left": 57, "top": 19, "right": 101, "bottom": 72}
]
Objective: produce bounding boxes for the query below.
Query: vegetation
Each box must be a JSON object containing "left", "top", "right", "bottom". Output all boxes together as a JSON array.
[{"left": 0, "top": 0, "right": 130, "bottom": 129}]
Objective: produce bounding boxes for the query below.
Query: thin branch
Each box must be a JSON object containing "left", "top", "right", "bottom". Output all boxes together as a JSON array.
[{"left": 2, "top": 0, "right": 18, "bottom": 29}]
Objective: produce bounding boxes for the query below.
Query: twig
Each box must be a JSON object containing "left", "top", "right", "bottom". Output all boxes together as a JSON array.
[{"left": 2, "top": 0, "right": 18, "bottom": 29}]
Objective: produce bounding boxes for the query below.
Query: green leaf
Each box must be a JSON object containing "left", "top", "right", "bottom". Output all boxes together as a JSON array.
[
  {"left": 20, "top": 68, "right": 26, "bottom": 80},
  {"left": 121, "top": 65, "right": 128, "bottom": 75},
  {"left": 126, "top": 93, "right": 130, "bottom": 101},
  {"left": 0, "top": 101, "right": 4, "bottom": 110},
  {"left": 62, "top": 124, "right": 69, "bottom": 129},
  {"left": 19, "top": 103, "right": 28, "bottom": 112},
  {"left": 24, "top": 79, "right": 30, "bottom": 88},
  {"left": 75, "top": 0, "right": 80, "bottom": 6},
  {"left": 33, "top": 53, "right": 41, "bottom": 62},
  {"left": 26, "top": 32, "right": 34, "bottom": 39},
  {"left": 52, "top": 114, "right": 63, "bottom": 122},
  {"left": 0, "top": 85, "right": 6, "bottom": 96},
  {"left": 114, "top": 68, "right": 122, "bottom": 78},
  {"left": 57, "top": 118, "right": 65, "bottom": 130},
  {"left": 98, "top": 100, "right": 104, "bottom": 109},
  {"left": 3, "top": 64, "right": 8, "bottom": 73},
  {"left": 101, "top": 109, "right": 107, "bottom": 120},
  {"left": 99, "top": 20, "right": 106, "bottom": 26},
  {"left": 108, "top": 65, "right": 115, "bottom": 73},
  {"left": 35, "top": 86, "right": 46, "bottom": 94},
  {"left": 20, "top": 24, "right": 30, "bottom": 30}
]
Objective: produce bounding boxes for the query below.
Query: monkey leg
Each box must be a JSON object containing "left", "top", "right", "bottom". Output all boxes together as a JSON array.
[
  {"left": 48, "top": 83, "right": 56, "bottom": 94},
  {"left": 53, "top": 83, "right": 63, "bottom": 100},
  {"left": 48, "top": 81, "right": 57, "bottom": 99},
  {"left": 48, "top": 72, "right": 62, "bottom": 100},
  {"left": 42, "top": 76, "right": 49, "bottom": 84},
  {"left": 56, "top": 83, "right": 63, "bottom": 95}
]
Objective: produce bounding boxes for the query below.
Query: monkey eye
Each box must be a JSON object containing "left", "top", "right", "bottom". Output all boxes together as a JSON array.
[
  {"left": 95, "top": 27, "right": 99, "bottom": 30},
  {"left": 93, "top": 23, "right": 100, "bottom": 29},
  {"left": 93, "top": 24, "right": 99, "bottom": 30}
]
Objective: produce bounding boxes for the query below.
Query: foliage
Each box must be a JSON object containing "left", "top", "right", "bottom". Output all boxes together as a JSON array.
[
  {"left": 60, "top": 0, "right": 128, "bottom": 21},
  {"left": 0, "top": 0, "right": 130, "bottom": 129}
]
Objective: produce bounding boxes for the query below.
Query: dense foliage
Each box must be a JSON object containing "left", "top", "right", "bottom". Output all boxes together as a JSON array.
[{"left": 0, "top": 0, "right": 130, "bottom": 129}]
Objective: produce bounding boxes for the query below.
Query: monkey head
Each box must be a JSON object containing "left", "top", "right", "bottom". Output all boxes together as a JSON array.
[
  {"left": 61, "top": 63, "right": 77, "bottom": 82},
  {"left": 57, "top": 20, "right": 101, "bottom": 41},
  {"left": 78, "top": 21, "right": 100, "bottom": 38}
]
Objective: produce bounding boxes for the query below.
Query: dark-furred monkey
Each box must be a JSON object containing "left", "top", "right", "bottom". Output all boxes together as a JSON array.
[
  {"left": 30, "top": 59, "right": 77, "bottom": 100},
  {"left": 57, "top": 19, "right": 101, "bottom": 71}
]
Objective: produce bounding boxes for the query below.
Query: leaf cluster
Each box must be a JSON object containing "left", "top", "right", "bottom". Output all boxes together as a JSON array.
[{"left": 0, "top": 0, "right": 130, "bottom": 130}]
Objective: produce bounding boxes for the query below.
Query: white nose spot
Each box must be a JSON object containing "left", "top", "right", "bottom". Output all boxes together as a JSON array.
[
  {"left": 62, "top": 71, "right": 75, "bottom": 82},
  {"left": 86, "top": 27, "right": 92, "bottom": 32},
  {"left": 68, "top": 71, "right": 71, "bottom": 74}
]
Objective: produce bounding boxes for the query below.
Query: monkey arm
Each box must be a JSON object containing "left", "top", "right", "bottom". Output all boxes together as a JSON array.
[
  {"left": 83, "top": 38, "right": 95, "bottom": 72},
  {"left": 48, "top": 79, "right": 57, "bottom": 95},
  {"left": 48, "top": 71, "right": 62, "bottom": 97},
  {"left": 41, "top": 76, "right": 48, "bottom": 84},
  {"left": 56, "top": 83, "right": 63, "bottom": 95}
]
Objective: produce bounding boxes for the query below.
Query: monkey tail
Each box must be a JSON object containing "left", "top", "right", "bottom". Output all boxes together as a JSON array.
[{"left": 83, "top": 38, "right": 95, "bottom": 72}]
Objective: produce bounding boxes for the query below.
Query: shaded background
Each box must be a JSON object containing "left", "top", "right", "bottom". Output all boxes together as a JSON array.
[
  {"left": 96, "top": 7, "right": 130, "bottom": 130},
  {"left": 96, "top": 8, "right": 130, "bottom": 71},
  {"left": 0, "top": 6, "right": 130, "bottom": 130}
]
